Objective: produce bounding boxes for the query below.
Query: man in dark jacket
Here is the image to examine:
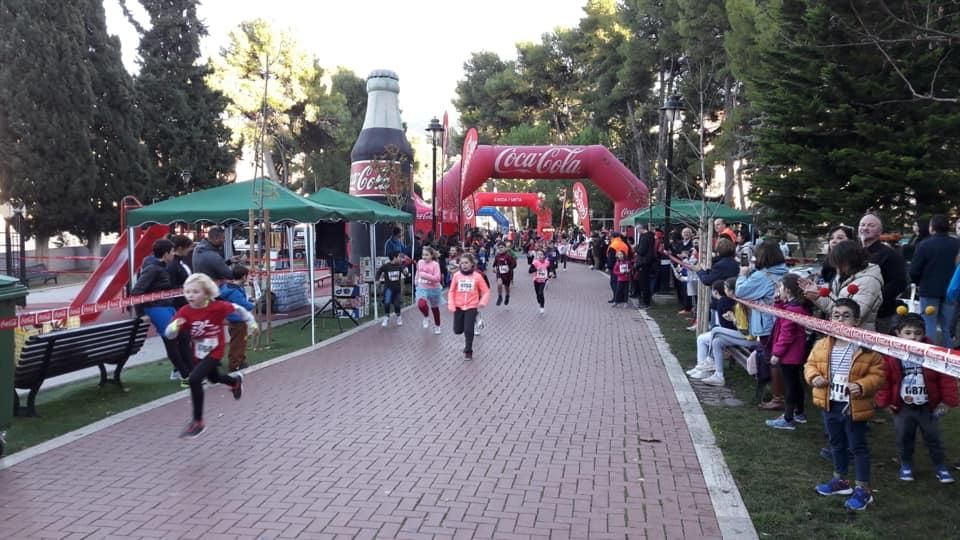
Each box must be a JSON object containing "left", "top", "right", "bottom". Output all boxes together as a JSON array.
[
  {"left": 909, "top": 214, "right": 960, "bottom": 345},
  {"left": 635, "top": 224, "right": 656, "bottom": 309},
  {"left": 192, "top": 226, "right": 233, "bottom": 281},
  {"left": 859, "top": 213, "right": 907, "bottom": 334}
]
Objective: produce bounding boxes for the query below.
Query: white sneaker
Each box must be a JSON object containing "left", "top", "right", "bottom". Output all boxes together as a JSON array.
[
  {"left": 701, "top": 374, "right": 725, "bottom": 386},
  {"left": 422, "top": 318, "right": 429, "bottom": 329},
  {"left": 685, "top": 364, "right": 710, "bottom": 376},
  {"left": 381, "top": 317, "right": 389, "bottom": 327},
  {"left": 539, "top": 307, "right": 545, "bottom": 314},
  {"left": 433, "top": 326, "right": 442, "bottom": 335},
  {"left": 169, "top": 370, "right": 179, "bottom": 381},
  {"left": 689, "top": 369, "right": 714, "bottom": 380},
  {"left": 396, "top": 318, "right": 403, "bottom": 326},
  {"left": 478, "top": 318, "right": 485, "bottom": 330}
]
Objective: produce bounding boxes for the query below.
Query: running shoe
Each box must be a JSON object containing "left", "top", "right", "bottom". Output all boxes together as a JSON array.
[
  {"left": 434, "top": 326, "right": 442, "bottom": 335},
  {"left": 231, "top": 372, "right": 244, "bottom": 400},
  {"left": 504, "top": 296, "right": 510, "bottom": 305},
  {"left": 815, "top": 477, "right": 853, "bottom": 496},
  {"left": 689, "top": 369, "right": 714, "bottom": 380},
  {"left": 396, "top": 318, "right": 403, "bottom": 327},
  {"left": 701, "top": 374, "right": 725, "bottom": 386},
  {"left": 464, "top": 351, "right": 473, "bottom": 360},
  {"left": 496, "top": 296, "right": 503, "bottom": 306},
  {"left": 478, "top": 318, "right": 485, "bottom": 330},
  {"left": 381, "top": 317, "right": 389, "bottom": 327},
  {"left": 765, "top": 416, "right": 796, "bottom": 430},
  {"left": 898, "top": 464, "right": 914, "bottom": 481},
  {"left": 539, "top": 307, "right": 545, "bottom": 314},
  {"left": 844, "top": 486, "right": 873, "bottom": 511},
  {"left": 422, "top": 318, "right": 429, "bottom": 329},
  {"left": 685, "top": 364, "right": 709, "bottom": 376},
  {"left": 180, "top": 378, "right": 190, "bottom": 389},
  {"left": 936, "top": 466, "right": 956, "bottom": 484},
  {"left": 793, "top": 414, "right": 808, "bottom": 424},
  {"left": 170, "top": 369, "right": 179, "bottom": 381},
  {"left": 179, "top": 420, "right": 206, "bottom": 439}
]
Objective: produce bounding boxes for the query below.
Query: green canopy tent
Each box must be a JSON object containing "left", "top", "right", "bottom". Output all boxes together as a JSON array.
[{"left": 619, "top": 199, "right": 753, "bottom": 228}]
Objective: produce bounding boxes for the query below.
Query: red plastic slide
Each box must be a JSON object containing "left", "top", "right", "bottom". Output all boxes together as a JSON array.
[{"left": 70, "top": 225, "right": 170, "bottom": 323}]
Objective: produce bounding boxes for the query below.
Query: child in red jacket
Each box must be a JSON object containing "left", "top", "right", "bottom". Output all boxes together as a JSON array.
[
  {"left": 875, "top": 314, "right": 958, "bottom": 483},
  {"left": 766, "top": 274, "right": 813, "bottom": 430},
  {"left": 611, "top": 250, "right": 632, "bottom": 308}
]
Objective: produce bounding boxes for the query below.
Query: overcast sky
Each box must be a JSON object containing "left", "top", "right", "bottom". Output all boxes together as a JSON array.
[{"left": 104, "top": 0, "right": 587, "bottom": 134}]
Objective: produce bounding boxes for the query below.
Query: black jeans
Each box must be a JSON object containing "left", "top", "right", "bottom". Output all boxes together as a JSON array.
[
  {"left": 189, "top": 357, "right": 238, "bottom": 421},
  {"left": 615, "top": 281, "right": 629, "bottom": 303},
  {"left": 383, "top": 286, "right": 402, "bottom": 315},
  {"left": 453, "top": 308, "right": 478, "bottom": 353},
  {"left": 534, "top": 281, "right": 546, "bottom": 308},
  {"left": 560, "top": 254, "right": 568, "bottom": 269},
  {"left": 895, "top": 405, "right": 946, "bottom": 466},
  {"left": 163, "top": 333, "right": 193, "bottom": 379},
  {"left": 780, "top": 363, "right": 806, "bottom": 421},
  {"left": 637, "top": 266, "right": 652, "bottom": 306}
]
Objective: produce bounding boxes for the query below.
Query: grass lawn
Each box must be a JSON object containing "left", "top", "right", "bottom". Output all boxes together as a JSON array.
[
  {"left": 4, "top": 298, "right": 402, "bottom": 456},
  {"left": 647, "top": 302, "right": 960, "bottom": 540}
]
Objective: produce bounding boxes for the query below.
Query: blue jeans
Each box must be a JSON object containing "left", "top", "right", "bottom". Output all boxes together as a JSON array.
[
  {"left": 824, "top": 401, "right": 871, "bottom": 483},
  {"left": 920, "top": 297, "right": 956, "bottom": 347}
]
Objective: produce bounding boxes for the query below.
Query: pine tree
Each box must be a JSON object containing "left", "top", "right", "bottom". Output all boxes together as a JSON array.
[{"left": 132, "top": 0, "right": 235, "bottom": 197}]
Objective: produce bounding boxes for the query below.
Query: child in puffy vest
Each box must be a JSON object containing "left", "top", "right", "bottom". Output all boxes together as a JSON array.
[{"left": 875, "top": 314, "right": 958, "bottom": 484}]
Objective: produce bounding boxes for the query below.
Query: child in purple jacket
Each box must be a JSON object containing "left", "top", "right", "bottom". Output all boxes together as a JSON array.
[{"left": 766, "top": 273, "right": 814, "bottom": 430}]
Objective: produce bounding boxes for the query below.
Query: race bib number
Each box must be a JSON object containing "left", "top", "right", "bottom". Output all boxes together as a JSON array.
[
  {"left": 457, "top": 278, "right": 475, "bottom": 292},
  {"left": 388, "top": 271, "right": 400, "bottom": 281},
  {"left": 829, "top": 374, "right": 850, "bottom": 402},
  {"left": 900, "top": 370, "right": 928, "bottom": 405},
  {"left": 619, "top": 263, "right": 629, "bottom": 273},
  {"left": 536, "top": 269, "right": 548, "bottom": 279},
  {"left": 499, "top": 265, "right": 510, "bottom": 274},
  {"left": 418, "top": 275, "right": 430, "bottom": 286},
  {"left": 194, "top": 337, "right": 217, "bottom": 359}
]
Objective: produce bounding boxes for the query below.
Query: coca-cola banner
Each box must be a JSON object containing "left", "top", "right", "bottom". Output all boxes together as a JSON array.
[
  {"left": 435, "top": 145, "right": 647, "bottom": 228},
  {"left": 462, "top": 195, "right": 477, "bottom": 228},
  {"left": 572, "top": 182, "right": 590, "bottom": 235},
  {"left": 349, "top": 160, "right": 405, "bottom": 197}
]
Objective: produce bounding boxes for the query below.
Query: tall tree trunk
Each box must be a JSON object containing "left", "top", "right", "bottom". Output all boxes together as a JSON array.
[
  {"left": 723, "top": 78, "right": 737, "bottom": 206},
  {"left": 626, "top": 101, "right": 651, "bottom": 187}
]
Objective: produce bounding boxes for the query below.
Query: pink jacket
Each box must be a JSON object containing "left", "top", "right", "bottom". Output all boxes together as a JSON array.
[
  {"left": 531, "top": 259, "right": 551, "bottom": 283},
  {"left": 770, "top": 301, "right": 811, "bottom": 365},
  {"left": 447, "top": 271, "right": 490, "bottom": 311},
  {"left": 416, "top": 260, "right": 442, "bottom": 289}
]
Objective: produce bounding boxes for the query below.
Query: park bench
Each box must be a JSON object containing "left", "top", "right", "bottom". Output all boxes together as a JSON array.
[
  {"left": 6, "top": 262, "right": 58, "bottom": 286},
  {"left": 14, "top": 317, "right": 149, "bottom": 417}
]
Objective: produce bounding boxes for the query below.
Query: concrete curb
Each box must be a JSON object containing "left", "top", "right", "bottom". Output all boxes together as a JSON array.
[
  {"left": 642, "top": 313, "right": 759, "bottom": 540},
  {"left": 1, "top": 307, "right": 413, "bottom": 471}
]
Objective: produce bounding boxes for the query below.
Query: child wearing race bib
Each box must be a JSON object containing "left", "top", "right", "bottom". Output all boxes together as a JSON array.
[
  {"left": 875, "top": 314, "right": 958, "bottom": 483},
  {"left": 558, "top": 238, "right": 569, "bottom": 271},
  {"left": 546, "top": 242, "right": 560, "bottom": 278},
  {"left": 415, "top": 247, "right": 444, "bottom": 334},
  {"left": 165, "top": 273, "right": 258, "bottom": 439},
  {"left": 611, "top": 250, "right": 632, "bottom": 307},
  {"left": 377, "top": 251, "right": 408, "bottom": 327},
  {"left": 529, "top": 250, "right": 551, "bottom": 314},
  {"left": 447, "top": 253, "right": 491, "bottom": 359},
  {"left": 805, "top": 299, "right": 886, "bottom": 511},
  {"left": 493, "top": 242, "right": 517, "bottom": 306}
]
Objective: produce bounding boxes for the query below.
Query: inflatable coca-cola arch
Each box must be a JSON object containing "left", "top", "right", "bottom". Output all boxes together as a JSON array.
[{"left": 434, "top": 145, "right": 648, "bottom": 235}]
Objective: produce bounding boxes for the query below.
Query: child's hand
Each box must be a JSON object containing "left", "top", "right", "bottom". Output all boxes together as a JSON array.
[
  {"left": 164, "top": 318, "right": 184, "bottom": 340},
  {"left": 770, "top": 355, "right": 780, "bottom": 366},
  {"left": 811, "top": 375, "right": 827, "bottom": 388},
  {"left": 848, "top": 382, "right": 863, "bottom": 397},
  {"left": 247, "top": 321, "right": 260, "bottom": 337}
]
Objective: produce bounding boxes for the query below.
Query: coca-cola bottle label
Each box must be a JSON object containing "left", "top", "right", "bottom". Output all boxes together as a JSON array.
[{"left": 349, "top": 160, "right": 406, "bottom": 197}]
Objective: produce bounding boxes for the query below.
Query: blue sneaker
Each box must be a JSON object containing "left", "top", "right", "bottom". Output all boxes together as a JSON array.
[
  {"left": 935, "top": 466, "right": 956, "bottom": 484},
  {"left": 793, "top": 414, "right": 808, "bottom": 424},
  {"left": 815, "top": 477, "right": 853, "bottom": 496},
  {"left": 765, "top": 416, "right": 796, "bottom": 430},
  {"left": 844, "top": 486, "right": 873, "bottom": 511},
  {"left": 898, "top": 464, "right": 914, "bottom": 482}
]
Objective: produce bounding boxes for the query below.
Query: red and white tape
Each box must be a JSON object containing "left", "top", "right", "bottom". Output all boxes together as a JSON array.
[
  {"left": 0, "top": 289, "right": 183, "bottom": 330},
  {"left": 737, "top": 298, "right": 960, "bottom": 379}
]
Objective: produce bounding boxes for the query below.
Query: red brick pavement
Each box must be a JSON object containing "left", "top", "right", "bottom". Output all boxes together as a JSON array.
[{"left": 0, "top": 265, "right": 722, "bottom": 539}]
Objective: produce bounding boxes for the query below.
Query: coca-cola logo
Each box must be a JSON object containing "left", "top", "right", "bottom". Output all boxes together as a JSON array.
[
  {"left": 462, "top": 199, "right": 475, "bottom": 220},
  {"left": 493, "top": 147, "right": 585, "bottom": 176},
  {"left": 620, "top": 206, "right": 641, "bottom": 219},
  {"left": 573, "top": 183, "right": 588, "bottom": 217},
  {"left": 350, "top": 160, "right": 402, "bottom": 195}
]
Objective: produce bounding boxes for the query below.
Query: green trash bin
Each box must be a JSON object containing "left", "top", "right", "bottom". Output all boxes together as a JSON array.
[{"left": 0, "top": 274, "right": 28, "bottom": 455}]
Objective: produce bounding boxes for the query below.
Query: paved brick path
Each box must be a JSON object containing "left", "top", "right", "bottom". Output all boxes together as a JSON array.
[{"left": 0, "top": 265, "right": 722, "bottom": 539}]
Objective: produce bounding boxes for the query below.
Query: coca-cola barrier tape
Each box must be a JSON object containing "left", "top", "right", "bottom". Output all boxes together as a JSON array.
[
  {"left": 0, "top": 289, "right": 184, "bottom": 330},
  {"left": 736, "top": 298, "right": 960, "bottom": 379}
]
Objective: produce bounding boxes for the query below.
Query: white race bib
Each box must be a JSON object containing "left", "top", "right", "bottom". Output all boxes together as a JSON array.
[
  {"left": 829, "top": 373, "right": 850, "bottom": 402},
  {"left": 536, "top": 269, "right": 548, "bottom": 279},
  {"left": 388, "top": 271, "right": 400, "bottom": 281},
  {"left": 194, "top": 337, "right": 217, "bottom": 359},
  {"left": 619, "top": 263, "right": 629, "bottom": 273},
  {"left": 457, "top": 278, "right": 475, "bottom": 292},
  {"left": 499, "top": 264, "right": 510, "bottom": 274},
  {"left": 900, "top": 369, "right": 928, "bottom": 406},
  {"left": 418, "top": 276, "right": 428, "bottom": 286}
]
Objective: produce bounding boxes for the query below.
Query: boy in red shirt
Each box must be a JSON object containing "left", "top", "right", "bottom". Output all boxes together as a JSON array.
[{"left": 165, "top": 273, "right": 259, "bottom": 438}]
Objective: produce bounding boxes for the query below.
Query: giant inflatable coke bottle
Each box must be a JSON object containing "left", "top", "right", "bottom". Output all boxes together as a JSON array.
[{"left": 348, "top": 69, "right": 414, "bottom": 265}]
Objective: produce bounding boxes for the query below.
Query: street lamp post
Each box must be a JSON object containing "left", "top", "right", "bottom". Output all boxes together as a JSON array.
[
  {"left": 660, "top": 95, "right": 682, "bottom": 235},
  {"left": 426, "top": 117, "right": 444, "bottom": 240}
]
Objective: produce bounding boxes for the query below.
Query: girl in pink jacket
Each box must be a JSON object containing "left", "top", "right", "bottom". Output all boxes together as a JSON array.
[
  {"left": 415, "top": 247, "right": 444, "bottom": 334},
  {"left": 447, "top": 253, "right": 491, "bottom": 359},
  {"left": 529, "top": 249, "right": 551, "bottom": 314}
]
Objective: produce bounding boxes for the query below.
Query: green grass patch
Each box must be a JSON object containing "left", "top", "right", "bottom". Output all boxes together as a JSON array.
[
  {"left": 4, "top": 296, "right": 405, "bottom": 456},
  {"left": 647, "top": 302, "right": 960, "bottom": 539}
]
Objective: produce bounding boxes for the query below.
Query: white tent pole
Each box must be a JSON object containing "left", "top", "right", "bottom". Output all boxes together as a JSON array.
[
  {"left": 286, "top": 226, "right": 294, "bottom": 270},
  {"left": 127, "top": 226, "right": 137, "bottom": 291},
  {"left": 410, "top": 223, "right": 416, "bottom": 332},
  {"left": 307, "top": 224, "right": 316, "bottom": 345},
  {"left": 370, "top": 224, "right": 378, "bottom": 320}
]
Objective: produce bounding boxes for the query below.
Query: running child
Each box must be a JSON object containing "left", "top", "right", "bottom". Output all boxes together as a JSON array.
[
  {"left": 546, "top": 241, "right": 560, "bottom": 278},
  {"left": 558, "top": 237, "right": 569, "bottom": 271},
  {"left": 875, "top": 313, "right": 957, "bottom": 483},
  {"left": 447, "top": 253, "right": 491, "bottom": 359},
  {"left": 611, "top": 250, "right": 632, "bottom": 308},
  {"left": 415, "top": 247, "right": 444, "bottom": 334},
  {"left": 218, "top": 265, "right": 255, "bottom": 371},
  {"left": 805, "top": 298, "right": 886, "bottom": 511},
  {"left": 377, "top": 250, "right": 407, "bottom": 327},
  {"left": 765, "top": 274, "right": 813, "bottom": 430},
  {"left": 493, "top": 242, "right": 517, "bottom": 306},
  {"left": 529, "top": 249, "right": 551, "bottom": 314},
  {"left": 164, "top": 273, "right": 258, "bottom": 438}
]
